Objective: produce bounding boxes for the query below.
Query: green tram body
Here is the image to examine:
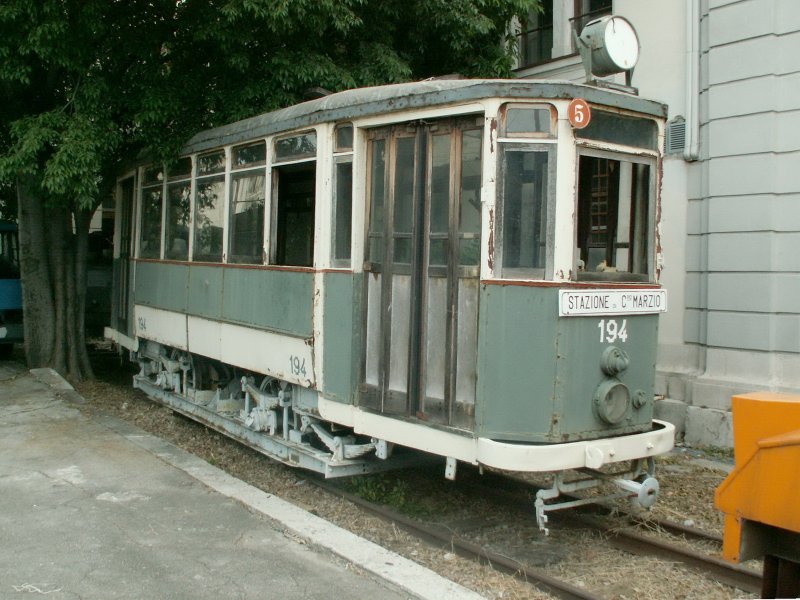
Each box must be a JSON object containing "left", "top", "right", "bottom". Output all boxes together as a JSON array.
[{"left": 106, "top": 80, "right": 674, "bottom": 528}]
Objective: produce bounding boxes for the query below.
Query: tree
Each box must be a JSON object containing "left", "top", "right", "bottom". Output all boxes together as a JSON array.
[{"left": 0, "top": 0, "right": 538, "bottom": 381}]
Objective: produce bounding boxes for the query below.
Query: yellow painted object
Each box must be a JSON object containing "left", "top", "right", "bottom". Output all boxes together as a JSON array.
[{"left": 715, "top": 392, "right": 800, "bottom": 563}]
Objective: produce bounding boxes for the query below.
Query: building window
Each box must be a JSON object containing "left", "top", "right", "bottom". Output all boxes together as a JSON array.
[
  {"left": 517, "top": 4, "right": 553, "bottom": 67},
  {"left": 571, "top": 0, "right": 612, "bottom": 45}
]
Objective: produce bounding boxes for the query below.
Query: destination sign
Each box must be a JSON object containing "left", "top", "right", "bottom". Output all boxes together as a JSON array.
[{"left": 558, "top": 289, "right": 667, "bottom": 317}]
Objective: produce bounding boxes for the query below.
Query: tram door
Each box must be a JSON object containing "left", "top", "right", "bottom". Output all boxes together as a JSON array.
[
  {"left": 361, "top": 117, "right": 482, "bottom": 430},
  {"left": 115, "top": 177, "right": 135, "bottom": 336}
]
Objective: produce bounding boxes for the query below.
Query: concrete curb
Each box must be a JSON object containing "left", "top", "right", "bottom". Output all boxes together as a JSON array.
[{"left": 31, "top": 368, "right": 485, "bottom": 600}]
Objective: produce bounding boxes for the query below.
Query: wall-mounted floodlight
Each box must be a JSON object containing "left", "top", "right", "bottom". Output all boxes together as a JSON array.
[{"left": 574, "top": 15, "right": 640, "bottom": 90}]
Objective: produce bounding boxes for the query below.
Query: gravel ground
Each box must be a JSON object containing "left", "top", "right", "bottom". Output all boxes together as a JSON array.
[{"left": 69, "top": 351, "right": 753, "bottom": 600}]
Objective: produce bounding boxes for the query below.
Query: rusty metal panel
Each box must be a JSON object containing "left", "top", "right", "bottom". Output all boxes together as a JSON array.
[
  {"left": 321, "top": 271, "right": 360, "bottom": 404},
  {"left": 221, "top": 267, "right": 313, "bottom": 337},
  {"left": 187, "top": 265, "right": 224, "bottom": 320},
  {"left": 476, "top": 284, "right": 658, "bottom": 442},
  {"left": 133, "top": 261, "right": 188, "bottom": 313}
]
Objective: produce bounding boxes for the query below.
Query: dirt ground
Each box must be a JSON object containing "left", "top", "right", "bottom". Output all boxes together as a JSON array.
[{"left": 68, "top": 350, "right": 750, "bottom": 600}]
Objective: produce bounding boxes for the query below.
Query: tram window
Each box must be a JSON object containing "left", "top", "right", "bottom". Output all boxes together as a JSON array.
[
  {"left": 139, "top": 183, "right": 163, "bottom": 259},
  {"left": 332, "top": 157, "right": 353, "bottom": 265},
  {"left": 458, "top": 129, "right": 482, "bottom": 266},
  {"left": 193, "top": 174, "right": 225, "bottom": 262},
  {"left": 503, "top": 106, "right": 554, "bottom": 137},
  {"left": 233, "top": 141, "right": 266, "bottom": 168},
  {"left": 229, "top": 141, "right": 266, "bottom": 264},
  {"left": 165, "top": 180, "right": 191, "bottom": 261},
  {"left": 229, "top": 171, "right": 266, "bottom": 264},
  {"left": 197, "top": 150, "right": 225, "bottom": 175},
  {"left": 429, "top": 133, "right": 450, "bottom": 266},
  {"left": 275, "top": 131, "right": 316, "bottom": 162},
  {"left": 367, "top": 138, "right": 386, "bottom": 264},
  {"left": 578, "top": 111, "right": 658, "bottom": 151},
  {"left": 271, "top": 162, "right": 316, "bottom": 267},
  {"left": 498, "top": 146, "right": 552, "bottom": 277},
  {"left": 334, "top": 124, "right": 353, "bottom": 152},
  {"left": 576, "top": 154, "right": 652, "bottom": 282},
  {"left": 392, "top": 137, "right": 415, "bottom": 264}
]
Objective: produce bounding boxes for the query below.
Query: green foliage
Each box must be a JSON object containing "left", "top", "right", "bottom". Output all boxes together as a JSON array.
[
  {"left": 0, "top": 0, "right": 539, "bottom": 210},
  {"left": 348, "top": 474, "right": 411, "bottom": 511}
]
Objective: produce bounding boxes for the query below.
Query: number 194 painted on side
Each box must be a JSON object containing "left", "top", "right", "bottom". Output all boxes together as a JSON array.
[{"left": 598, "top": 319, "right": 628, "bottom": 343}]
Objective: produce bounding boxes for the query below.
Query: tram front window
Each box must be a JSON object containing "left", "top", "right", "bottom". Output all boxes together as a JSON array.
[
  {"left": 576, "top": 154, "right": 652, "bottom": 282},
  {"left": 498, "top": 146, "right": 552, "bottom": 278}
]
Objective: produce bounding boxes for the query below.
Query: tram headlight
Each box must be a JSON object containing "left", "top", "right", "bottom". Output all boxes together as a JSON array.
[{"left": 594, "top": 379, "right": 630, "bottom": 425}]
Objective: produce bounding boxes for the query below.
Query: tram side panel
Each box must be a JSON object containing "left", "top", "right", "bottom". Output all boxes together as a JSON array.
[
  {"left": 320, "top": 270, "right": 361, "bottom": 405},
  {"left": 476, "top": 284, "right": 657, "bottom": 443},
  {"left": 131, "top": 261, "right": 317, "bottom": 387}
]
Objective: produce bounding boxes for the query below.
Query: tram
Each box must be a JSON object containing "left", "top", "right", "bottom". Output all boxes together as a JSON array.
[
  {"left": 105, "top": 79, "right": 675, "bottom": 531},
  {"left": 0, "top": 221, "right": 22, "bottom": 357}
]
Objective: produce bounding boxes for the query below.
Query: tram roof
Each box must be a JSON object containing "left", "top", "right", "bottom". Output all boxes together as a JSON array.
[{"left": 183, "top": 79, "right": 667, "bottom": 155}]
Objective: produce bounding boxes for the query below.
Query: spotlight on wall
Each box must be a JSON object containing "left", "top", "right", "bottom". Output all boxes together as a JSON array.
[{"left": 575, "top": 15, "right": 640, "bottom": 91}]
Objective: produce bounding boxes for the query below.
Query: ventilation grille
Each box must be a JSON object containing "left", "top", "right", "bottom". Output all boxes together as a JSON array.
[{"left": 666, "top": 117, "right": 686, "bottom": 155}]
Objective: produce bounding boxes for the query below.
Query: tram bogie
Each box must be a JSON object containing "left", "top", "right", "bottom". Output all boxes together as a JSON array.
[{"left": 106, "top": 79, "right": 675, "bottom": 530}]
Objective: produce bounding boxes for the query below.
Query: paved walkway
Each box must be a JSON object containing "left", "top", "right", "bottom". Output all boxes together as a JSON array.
[{"left": 0, "top": 362, "right": 483, "bottom": 600}]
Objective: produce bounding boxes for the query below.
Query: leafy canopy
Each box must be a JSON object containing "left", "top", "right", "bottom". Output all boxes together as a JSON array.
[{"left": 0, "top": 0, "right": 538, "bottom": 210}]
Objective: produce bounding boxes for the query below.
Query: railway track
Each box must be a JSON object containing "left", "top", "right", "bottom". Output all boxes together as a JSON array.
[{"left": 310, "top": 472, "right": 762, "bottom": 600}]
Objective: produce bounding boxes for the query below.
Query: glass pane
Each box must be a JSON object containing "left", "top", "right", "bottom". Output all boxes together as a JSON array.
[
  {"left": 429, "top": 133, "right": 450, "bottom": 234},
  {"left": 429, "top": 239, "right": 448, "bottom": 266},
  {"left": 333, "top": 161, "right": 353, "bottom": 262},
  {"left": 335, "top": 124, "right": 353, "bottom": 152},
  {"left": 578, "top": 111, "right": 658, "bottom": 150},
  {"left": 229, "top": 171, "right": 265, "bottom": 263},
  {"left": 459, "top": 129, "right": 482, "bottom": 265},
  {"left": 393, "top": 236, "right": 412, "bottom": 264},
  {"left": 193, "top": 176, "right": 225, "bottom": 262},
  {"left": 501, "top": 149, "right": 549, "bottom": 271},
  {"left": 393, "top": 137, "right": 415, "bottom": 235},
  {"left": 368, "top": 138, "right": 386, "bottom": 265},
  {"left": 198, "top": 150, "right": 225, "bottom": 175},
  {"left": 139, "top": 187, "right": 163, "bottom": 258},
  {"left": 168, "top": 157, "right": 192, "bottom": 180},
  {"left": 505, "top": 108, "right": 551, "bottom": 135},
  {"left": 233, "top": 142, "right": 266, "bottom": 168},
  {"left": 577, "top": 156, "right": 651, "bottom": 280},
  {"left": 165, "top": 181, "right": 191, "bottom": 260},
  {"left": 275, "top": 132, "right": 317, "bottom": 162},
  {"left": 143, "top": 165, "right": 163, "bottom": 185}
]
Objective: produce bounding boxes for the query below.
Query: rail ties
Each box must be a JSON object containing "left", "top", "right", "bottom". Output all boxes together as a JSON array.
[
  {"left": 603, "top": 526, "right": 762, "bottom": 594},
  {"left": 311, "top": 478, "right": 605, "bottom": 600}
]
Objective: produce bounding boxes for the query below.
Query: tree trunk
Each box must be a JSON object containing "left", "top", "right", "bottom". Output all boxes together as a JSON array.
[
  {"left": 73, "top": 209, "right": 94, "bottom": 380},
  {"left": 16, "top": 176, "right": 96, "bottom": 381},
  {"left": 16, "top": 177, "right": 56, "bottom": 367}
]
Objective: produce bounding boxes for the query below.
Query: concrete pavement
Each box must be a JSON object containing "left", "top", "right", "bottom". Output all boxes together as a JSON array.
[{"left": 0, "top": 362, "right": 484, "bottom": 600}]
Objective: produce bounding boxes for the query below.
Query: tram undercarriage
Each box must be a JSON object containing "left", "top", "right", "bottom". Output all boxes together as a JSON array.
[
  {"left": 132, "top": 339, "right": 667, "bottom": 533},
  {"left": 133, "top": 340, "right": 420, "bottom": 478}
]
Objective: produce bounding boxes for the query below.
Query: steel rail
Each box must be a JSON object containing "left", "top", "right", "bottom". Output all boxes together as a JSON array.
[
  {"left": 571, "top": 515, "right": 762, "bottom": 594},
  {"left": 430, "top": 470, "right": 759, "bottom": 593},
  {"left": 309, "top": 477, "right": 606, "bottom": 600}
]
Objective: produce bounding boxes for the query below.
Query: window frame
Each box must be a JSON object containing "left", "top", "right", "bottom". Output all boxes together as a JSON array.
[
  {"left": 192, "top": 149, "right": 227, "bottom": 263},
  {"left": 269, "top": 129, "right": 319, "bottom": 267},
  {"left": 228, "top": 141, "right": 268, "bottom": 265},
  {"left": 573, "top": 145, "right": 657, "bottom": 283},
  {"left": 495, "top": 142, "right": 557, "bottom": 280}
]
